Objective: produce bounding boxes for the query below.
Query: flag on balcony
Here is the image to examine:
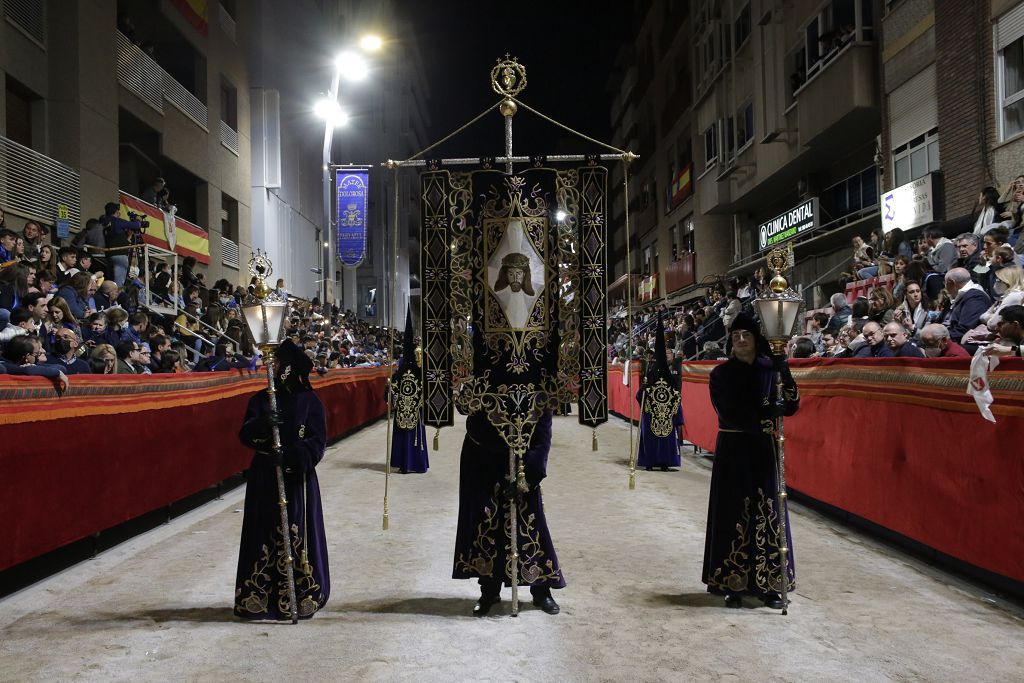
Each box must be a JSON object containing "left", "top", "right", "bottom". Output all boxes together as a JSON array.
[
  {"left": 119, "top": 192, "right": 211, "bottom": 265},
  {"left": 670, "top": 163, "right": 692, "bottom": 209},
  {"left": 171, "top": 0, "right": 209, "bottom": 36}
]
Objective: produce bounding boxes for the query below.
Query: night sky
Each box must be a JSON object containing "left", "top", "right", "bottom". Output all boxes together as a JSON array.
[{"left": 400, "top": 2, "right": 635, "bottom": 160}]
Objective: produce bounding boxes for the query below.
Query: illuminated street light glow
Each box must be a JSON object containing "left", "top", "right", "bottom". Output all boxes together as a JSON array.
[
  {"left": 555, "top": 209, "right": 567, "bottom": 222},
  {"left": 314, "top": 98, "right": 348, "bottom": 126},
  {"left": 359, "top": 34, "right": 383, "bottom": 52},
  {"left": 336, "top": 51, "right": 369, "bottom": 81}
]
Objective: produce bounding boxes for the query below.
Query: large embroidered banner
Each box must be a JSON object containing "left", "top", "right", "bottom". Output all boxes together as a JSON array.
[
  {"left": 336, "top": 169, "right": 370, "bottom": 267},
  {"left": 419, "top": 166, "right": 608, "bottom": 445}
]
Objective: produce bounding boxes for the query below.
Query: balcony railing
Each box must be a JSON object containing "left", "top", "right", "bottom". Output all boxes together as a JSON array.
[
  {"left": 116, "top": 32, "right": 163, "bottom": 113},
  {"left": 163, "top": 72, "right": 208, "bottom": 130},
  {"left": 0, "top": 134, "right": 81, "bottom": 232},
  {"left": 3, "top": 0, "right": 45, "bottom": 46},
  {"left": 116, "top": 31, "right": 209, "bottom": 131},
  {"left": 219, "top": 120, "right": 239, "bottom": 155},
  {"left": 664, "top": 253, "right": 696, "bottom": 293}
]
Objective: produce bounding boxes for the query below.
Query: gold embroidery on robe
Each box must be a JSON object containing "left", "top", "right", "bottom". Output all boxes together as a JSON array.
[
  {"left": 707, "top": 488, "right": 792, "bottom": 594},
  {"left": 644, "top": 377, "right": 680, "bottom": 438}
]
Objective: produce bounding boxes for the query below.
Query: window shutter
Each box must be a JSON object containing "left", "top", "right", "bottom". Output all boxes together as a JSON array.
[{"left": 889, "top": 64, "right": 937, "bottom": 148}]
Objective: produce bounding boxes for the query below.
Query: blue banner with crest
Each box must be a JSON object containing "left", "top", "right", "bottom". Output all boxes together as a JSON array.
[{"left": 336, "top": 168, "right": 369, "bottom": 267}]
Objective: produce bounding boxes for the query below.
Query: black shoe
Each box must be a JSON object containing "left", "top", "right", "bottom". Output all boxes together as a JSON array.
[
  {"left": 532, "top": 594, "right": 560, "bottom": 614},
  {"left": 645, "top": 467, "right": 653, "bottom": 471},
  {"left": 761, "top": 592, "right": 785, "bottom": 610},
  {"left": 473, "top": 593, "right": 501, "bottom": 617},
  {"left": 659, "top": 466, "right": 669, "bottom": 472},
  {"left": 724, "top": 593, "right": 743, "bottom": 609}
]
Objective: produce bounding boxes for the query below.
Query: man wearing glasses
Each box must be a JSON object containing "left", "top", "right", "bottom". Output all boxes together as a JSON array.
[
  {"left": 115, "top": 340, "right": 145, "bottom": 374},
  {"left": 44, "top": 328, "right": 91, "bottom": 374},
  {"left": 854, "top": 321, "right": 894, "bottom": 358}
]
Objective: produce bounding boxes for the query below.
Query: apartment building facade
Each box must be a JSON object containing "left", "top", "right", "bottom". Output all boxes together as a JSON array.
[{"left": 1, "top": 0, "right": 253, "bottom": 285}]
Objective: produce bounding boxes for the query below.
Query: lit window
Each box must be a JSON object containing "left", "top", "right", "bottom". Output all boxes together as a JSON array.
[
  {"left": 892, "top": 129, "right": 939, "bottom": 186},
  {"left": 1000, "top": 36, "right": 1024, "bottom": 140},
  {"left": 703, "top": 122, "right": 719, "bottom": 169}
]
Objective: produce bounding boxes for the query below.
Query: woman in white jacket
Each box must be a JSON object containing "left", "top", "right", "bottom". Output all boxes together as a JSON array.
[{"left": 893, "top": 281, "right": 934, "bottom": 340}]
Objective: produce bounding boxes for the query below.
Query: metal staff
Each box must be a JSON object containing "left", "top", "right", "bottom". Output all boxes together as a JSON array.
[
  {"left": 628, "top": 390, "right": 646, "bottom": 488},
  {"left": 772, "top": 366, "right": 792, "bottom": 615},
  {"left": 262, "top": 344, "right": 299, "bottom": 624}
]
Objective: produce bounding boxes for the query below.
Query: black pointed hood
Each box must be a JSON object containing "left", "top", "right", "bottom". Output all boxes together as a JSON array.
[
  {"left": 402, "top": 306, "right": 417, "bottom": 371},
  {"left": 645, "top": 312, "right": 674, "bottom": 387}
]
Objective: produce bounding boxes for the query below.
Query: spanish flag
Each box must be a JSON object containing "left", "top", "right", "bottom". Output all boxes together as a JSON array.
[
  {"left": 119, "top": 192, "right": 211, "bottom": 265},
  {"left": 171, "top": 0, "right": 208, "bottom": 36}
]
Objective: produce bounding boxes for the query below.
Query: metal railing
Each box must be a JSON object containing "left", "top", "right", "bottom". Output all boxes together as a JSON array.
[
  {"left": 219, "top": 119, "right": 239, "bottom": 155},
  {"left": 116, "top": 32, "right": 163, "bottom": 113},
  {"left": 3, "top": 0, "right": 45, "bottom": 46},
  {"left": 0, "top": 133, "right": 81, "bottom": 231},
  {"left": 116, "top": 31, "right": 209, "bottom": 130},
  {"left": 163, "top": 72, "right": 209, "bottom": 130}
]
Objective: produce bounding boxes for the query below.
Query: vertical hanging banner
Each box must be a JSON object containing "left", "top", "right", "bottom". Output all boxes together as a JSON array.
[{"left": 336, "top": 168, "right": 370, "bottom": 268}]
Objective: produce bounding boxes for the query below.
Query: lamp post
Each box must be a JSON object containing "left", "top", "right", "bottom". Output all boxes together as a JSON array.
[
  {"left": 317, "top": 40, "right": 379, "bottom": 310},
  {"left": 240, "top": 250, "right": 298, "bottom": 624},
  {"left": 751, "top": 247, "right": 803, "bottom": 616}
]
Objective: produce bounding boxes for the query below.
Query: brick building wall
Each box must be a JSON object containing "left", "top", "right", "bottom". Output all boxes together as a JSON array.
[{"left": 935, "top": 0, "right": 996, "bottom": 218}]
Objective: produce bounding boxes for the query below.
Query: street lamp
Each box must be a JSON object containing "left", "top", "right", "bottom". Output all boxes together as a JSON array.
[
  {"left": 316, "top": 36, "right": 381, "bottom": 309},
  {"left": 751, "top": 246, "right": 803, "bottom": 617}
]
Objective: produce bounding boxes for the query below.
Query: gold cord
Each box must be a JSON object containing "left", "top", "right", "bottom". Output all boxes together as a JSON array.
[
  {"left": 624, "top": 157, "right": 636, "bottom": 489},
  {"left": 510, "top": 96, "right": 627, "bottom": 155},
  {"left": 404, "top": 100, "right": 505, "bottom": 163},
  {"left": 382, "top": 166, "right": 400, "bottom": 531}
]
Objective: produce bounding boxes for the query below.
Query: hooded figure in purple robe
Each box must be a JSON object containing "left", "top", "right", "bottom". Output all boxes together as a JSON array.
[
  {"left": 636, "top": 312, "right": 682, "bottom": 471},
  {"left": 235, "top": 338, "right": 329, "bottom": 620},
  {"left": 702, "top": 313, "right": 799, "bottom": 609},
  {"left": 389, "top": 309, "right": 428, "bottom": 473}
]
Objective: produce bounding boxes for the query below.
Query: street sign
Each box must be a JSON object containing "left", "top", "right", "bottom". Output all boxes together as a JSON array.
[{"left": 56, "top": 204, "right": 70, "bottom": 239}]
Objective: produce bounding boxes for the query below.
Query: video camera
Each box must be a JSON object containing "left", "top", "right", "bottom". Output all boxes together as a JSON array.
[{"left": 126, "top": 211, "right": 150, "bottom": 231}]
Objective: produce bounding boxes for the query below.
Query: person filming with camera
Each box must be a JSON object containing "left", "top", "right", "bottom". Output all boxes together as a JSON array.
[{"left": 100, "top": 202, "right": 145, "bottom": 286}]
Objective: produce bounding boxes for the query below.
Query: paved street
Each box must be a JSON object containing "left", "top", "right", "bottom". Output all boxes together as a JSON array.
[{"left": 1, "top": 414, "right": 1021, "bottom": 681}]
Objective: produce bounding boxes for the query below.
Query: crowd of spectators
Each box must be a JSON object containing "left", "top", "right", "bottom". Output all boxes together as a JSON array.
[{"left": 0, "top": 203, "right": 396, "bottom": 387}]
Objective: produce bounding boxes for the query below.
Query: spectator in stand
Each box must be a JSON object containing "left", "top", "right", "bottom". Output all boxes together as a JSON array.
[
  {"left": 721, "top": 291, "right": 742, "bottom": 329},
  {"left": 275, "top": 278, "right": 290, "bottom": 301},
  {"left": 972, "top": 186, "right": 1002, "bottom": 235},
  {"left": 955, "top": 233, "right": 984, "bottom": 273},
  {"left": 852, "top": 234, "right": 876, "bottom": 279},
  {"left": 944, "top": 267, "right": 992, "bottom": 346},
  {"left": 156, "top": 349, "right": 184, "bottom": 373},
  {"left": 894, "top": 281, "right": 934, "bottom": 339},
  {"left": 56, "top": 271, "right": 95, "bottom": 321},
  {"left": 100, "top": 202, "right": 142, "bottom": 286},
  {"left": 71, "top": 219, "right": 107, "bottom": 269},
  {"left": 180, "top": 256, "right": 199, "bottom": 289},
  {"left": 195, "top": 340, "right": 248, "bottom": 372},
  {"left": 883, "top": 321, "right": 924, "bottom": 357},
  {"left": 825, "top": 292, "right": 852, "bottom": 335},
  {"left": 44, "top": 326, "right": 91, "bottom": 374},
  {"left": 0, "top": 308, "right": 27, "bottom": 346},
  {"left": 790, "top": 337, "right": 816, "bottom": 359},
  {"left": 35, "top": 269, "right": 55, "bottom": 297},
  {"left": 982, "top": 226, "right": 1012, "bottom": 263},
  {"left": 76, "top": 250, "right": 100, "bottom": 279},
  {"left": 854, "top": 321, "right": 893, "bottom": 358},
  {"left": 103, "top": 307, "right": 129, "bottom": 347},
  {"left": 148, "top": 334, "right": 170, "bottom": 371},
  {"left": 918, "top": 323, "right": 968, "bottom": 357},
  {"left": 925, "top": 227, "right": 957, "bottom": 275},
  {"left": 965, "top": 266, "right": 1024, "bottom": 347},
  {"left": 0, "top": 228, "right": 17, "bottom": 263},
  {"left": 1, "top": 334, "right": 69, "bottom": 388},
  {"left": 82, "top": 312, "right": 106, "bottom": 347},
  {"left": 55, "top": 246, "right": 79, "bottom": 285},
  {"left": 21, "top": 292, "right": 49, "bottom": 330},
  {"left": 36, "top": 244, "right": 56, "bottom": 279},
  {"left": 890, "top": 255, "right": 912, "bottom": 301},
  {"left": 94, "top": 280, "right": 122, "bottom": 312},
  {"left": 41, "top": 297, "right": 80, "bottom": 352},
  {"left": 905, "top": 259, "right": 945, "bottom": 302},
  {"left": 983, "top": 305, "right": 1024, "bottom": 357},
  {"left": 807, "top": 312, "right": 830, "bottom": 354},
  {"left": 0, "top": 262, "right": 31, "bottom": 312},
  {"left": 122, "top": 311, "right": 149, "bottom": 346},
  {"left": 21, "top": 221, "right": 44, "bottom": 262},
  {"left": 89, "top": 343, "right": 118, "bottom": 374},
  {"left": 151, "top": 261, "right": 171, "bottom": 300},
  {"left": 115, "top": 340, "right": 145, "bottom": 374},
  {"left": 867, "top": 287, "right": 897, "bottom": 325}
]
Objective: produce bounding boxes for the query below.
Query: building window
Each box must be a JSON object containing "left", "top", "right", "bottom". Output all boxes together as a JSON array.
[
  {"left": 220, "top": 77, "right": 238, "bottom": 129},
  {"left": 800, "top": 0, "right": 874, "bottom": 87},
  {"left": 221, "top": 193, "right": 239, "bottom": 241},
  {"left": 703, "top": 121, "right": 719, "bottom": 169},
  {"left": 893, "top": 128, "right": 939, "bottom": 186},
  {"left": 999, "top": 36, "right": 1024, "bottom": 140},
  {"left": 681, "top": 215, "right": 695, "bottom": 253},
  {"left": 4, "top": 75, "right": 40, "bottom": 150},
  {"left": 734, "top": 3, "right": 751, "bottom": 51},
  {"left": 736, "top": 102, "right": 754, "bottom": 151},
  {"left": 821, "top": 166, "right": 878, "bottom": 222}
]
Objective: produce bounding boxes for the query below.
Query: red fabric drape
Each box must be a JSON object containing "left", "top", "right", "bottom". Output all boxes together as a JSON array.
[
  {"left": 607, "top": 364, "right": 642, "bottom": 421},
  {"left": 680, "top": 358, "right": 1024, "bottom": 584},
  {"left": 1, "top": 368, "right": 387, "bottom": 570}
]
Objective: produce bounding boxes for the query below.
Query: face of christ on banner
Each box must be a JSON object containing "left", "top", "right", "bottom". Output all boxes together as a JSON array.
[{"left": 486, "top": 218, "right": 545, "bottom": 330}]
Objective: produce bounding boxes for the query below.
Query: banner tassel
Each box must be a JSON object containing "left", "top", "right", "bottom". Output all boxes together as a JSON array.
[
  {"left": 592, "top": 428, "right": 598, "bottom": 451},
  {"left": 433, "top": 429, "right": 440, "bottom": 451}
]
